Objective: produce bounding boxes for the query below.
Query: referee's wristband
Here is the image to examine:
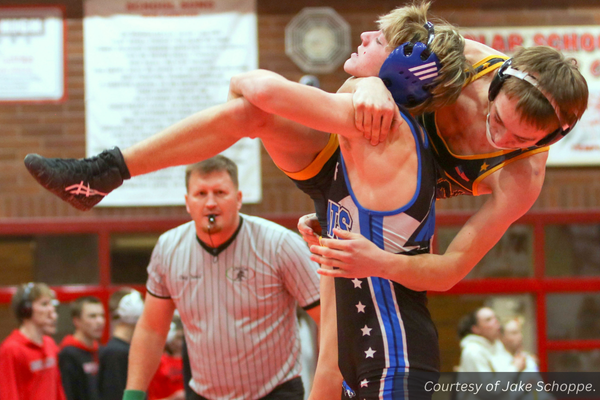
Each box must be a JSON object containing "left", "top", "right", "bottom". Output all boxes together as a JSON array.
[{"left": 123, "top": 390, "right": 146, "bottom": 400}]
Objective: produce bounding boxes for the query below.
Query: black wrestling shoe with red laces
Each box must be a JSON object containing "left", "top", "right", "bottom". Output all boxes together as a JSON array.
[{"left": 24, "top": 147, "right": 131, "bottom": 211}]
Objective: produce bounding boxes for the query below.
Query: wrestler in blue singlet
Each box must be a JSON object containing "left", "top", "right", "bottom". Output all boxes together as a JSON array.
[{"left": 290, "top": 108, "right": 439, "bottom": 399}]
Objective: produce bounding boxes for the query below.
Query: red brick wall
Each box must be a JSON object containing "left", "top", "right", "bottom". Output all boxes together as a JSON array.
[{"left": 2, "top": 0, "right": 600, "bottom": 220}]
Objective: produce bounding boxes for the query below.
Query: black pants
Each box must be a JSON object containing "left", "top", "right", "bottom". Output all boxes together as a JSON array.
[{"left": 187, "top": 376, "right": 305, "bottom": 400}]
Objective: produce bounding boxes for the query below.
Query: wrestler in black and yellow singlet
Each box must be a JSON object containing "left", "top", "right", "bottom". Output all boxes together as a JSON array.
[{"left": 418, "top": 56, "right": 550, "bottom": 199}]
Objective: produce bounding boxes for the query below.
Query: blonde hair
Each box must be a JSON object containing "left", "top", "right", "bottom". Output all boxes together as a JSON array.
[
  {"left": 378, "top": 1, "right": 472, "bottom": 115},
  {"left": 506, "top": 46, "right": 588, "bottom": 133}
]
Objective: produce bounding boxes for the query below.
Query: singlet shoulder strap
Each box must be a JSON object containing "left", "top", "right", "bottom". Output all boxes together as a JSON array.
[{"left": 464, "top": 55, "right": 509, "bottom": 86}]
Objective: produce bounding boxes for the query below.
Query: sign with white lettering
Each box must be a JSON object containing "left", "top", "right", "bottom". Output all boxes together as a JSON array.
[
  {"left": 84, "top": 0, "right": 260, "bottom": 206},
  {"left": 462, "top": 26, "right": 600, "bottom": 166}
]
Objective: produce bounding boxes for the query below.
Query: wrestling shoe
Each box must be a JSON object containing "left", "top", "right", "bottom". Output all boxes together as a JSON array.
[{"left": 24, "top": 147, "right": 131, "bottom": 211}]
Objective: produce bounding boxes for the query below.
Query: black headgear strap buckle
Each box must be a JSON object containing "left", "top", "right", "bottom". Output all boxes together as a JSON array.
[{"left": 403, "top": 21, "right": 435, "bottom": 60}]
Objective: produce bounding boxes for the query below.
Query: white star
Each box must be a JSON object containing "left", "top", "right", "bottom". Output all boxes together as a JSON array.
[
  {"left": 351, "top": 278, "right": 363, "bottom": 288},
  {"left": 356, "top": 301, "right": 366, "bottom": 313},
  {"left": 361, "top": 325, "right": 372, "bottom": 336},
  {"left": 360, "top": 379, "right": 369, "bottom": 388},
  {"left": 365, "top": 347, "right": 376, "bottom": 358}
]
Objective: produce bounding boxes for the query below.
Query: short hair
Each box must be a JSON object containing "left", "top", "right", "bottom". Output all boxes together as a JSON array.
[
  {"left": 185, "top": 155, "right": 239, "bottom": 191},
  {"left": 109, "top": 287, "right": 135, "bottom": 320},
  {"left": 506, "top": 46, "right": 588, "bottom": 134},
  {"left": 11, "top": 282, "right": 55, "bottom": 323},
  {"left": 378, "top": 0, "right": 472, "bottom": 115},
  {"left": 502, "top": 316, "right": 524, "bottom": 332},
  {"left": 456, "top": 308, "right": 480, "bottom": 340},
  {"left": 70, "top": 296, "right": 103, "bottom": 319}
]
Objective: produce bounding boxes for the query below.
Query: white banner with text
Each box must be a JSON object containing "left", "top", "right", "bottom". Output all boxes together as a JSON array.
[{"left": 84, "top": 0, "right": 260, "bottom": 206}]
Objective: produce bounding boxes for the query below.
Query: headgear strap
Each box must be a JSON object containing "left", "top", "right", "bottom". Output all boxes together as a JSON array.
[
  {"left": 378, "top": 22, "right": 440, "bottom": 107},
  {"left": 501, "top": 65, "right": 570, "bottom": 131}
]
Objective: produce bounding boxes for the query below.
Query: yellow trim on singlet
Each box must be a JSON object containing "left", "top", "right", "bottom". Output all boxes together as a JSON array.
[
  {"left": 464, "top": 55, "right": 510, "bottom": 85},
  {"left": 472, "top": 146, "right": 549, "bottom": 196},
  {"left": 281, "top": 134, "right": 339, "bottom": 181}
]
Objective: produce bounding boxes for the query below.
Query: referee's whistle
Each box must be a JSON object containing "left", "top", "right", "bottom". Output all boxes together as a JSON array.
[{"left": 207, "top": 214, "right": 216, "bottom": 230}]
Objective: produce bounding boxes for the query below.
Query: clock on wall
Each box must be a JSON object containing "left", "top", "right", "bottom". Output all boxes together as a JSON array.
[{"left": 285, "top": 7, "right": 351, "bottom": 74}]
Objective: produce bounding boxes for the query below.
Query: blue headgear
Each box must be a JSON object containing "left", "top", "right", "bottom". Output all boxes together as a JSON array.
[{"left": 378, "top": 22, "right": 440, "bottom": 107}]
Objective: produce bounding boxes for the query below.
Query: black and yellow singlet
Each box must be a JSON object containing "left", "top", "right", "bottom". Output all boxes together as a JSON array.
[{"left": 418, "top": 55, "right": 550, "bottom": 199}]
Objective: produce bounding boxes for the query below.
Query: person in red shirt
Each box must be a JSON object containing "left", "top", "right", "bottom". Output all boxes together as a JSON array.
[
  {"left": 146, "top": 316, "right": 184, "bottom": 400},
  {"left": 0, "top": 282, "right": 66, "bottom": 400}
]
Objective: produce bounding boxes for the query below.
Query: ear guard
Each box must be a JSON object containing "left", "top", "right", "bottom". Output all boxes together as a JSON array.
[
  {"left": 378, "top": 21, "right": 441, "bottom": 107},
  {"left": 488, "top": 58, "right": 574, "bottom": 147},
  {"left": 15, "top": 282, "right": 35, "bottom": 320}
]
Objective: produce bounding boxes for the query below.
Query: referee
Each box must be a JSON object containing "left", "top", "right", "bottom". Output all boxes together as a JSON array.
[{"left": 123, "top": 155, "right": 321, "bottom": 400}]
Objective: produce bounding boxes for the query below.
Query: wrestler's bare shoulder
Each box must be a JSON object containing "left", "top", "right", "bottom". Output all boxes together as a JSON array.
[
  {"left": 464, "top": 39, "right": 507, "bottom": 63},
  {"left": 478, "top": 151, "right": 548, "bottom": 196}
]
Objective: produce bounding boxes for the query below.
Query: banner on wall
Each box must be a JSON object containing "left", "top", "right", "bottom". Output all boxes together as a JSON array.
[
  {"left": 84, "top": 0, "right": 260, "bottom": 206},
  {"left": 0, "top": 6, "right": 65, "bottom": 102},
  {"left": 461, "top": 26, "right": 600, "bottom": 166}
]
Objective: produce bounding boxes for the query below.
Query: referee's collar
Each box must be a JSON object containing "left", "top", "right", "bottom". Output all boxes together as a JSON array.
[{"left": 196, "top": 216, "right": 244, "bottom": 257}]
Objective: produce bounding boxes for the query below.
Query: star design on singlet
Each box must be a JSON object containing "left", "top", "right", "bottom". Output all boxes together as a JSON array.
[
  {"left": 360, "top": 379, "right": 369, "bottom": 388},
  {"left": 356, "top": 301, "right": 366, "bottom": 313},
  {"left": 352, "top": 278, "right": 363, "bottom": 288},
  {"left": 365, "top": 347, "right": 376, "bottom": 358},
  {"left": 361, "top": 325, "right": 372, "bottom": 336},
  {"left": 480, "top": 161, "right": 489, "bottom": 172}
]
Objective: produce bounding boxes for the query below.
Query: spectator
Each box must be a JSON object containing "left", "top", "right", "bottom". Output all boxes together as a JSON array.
[
  {"left": 59, "top": 296, "right": 106, "bottom": 400},
  {"left": 456, "top": 307, "right": 522, "bottom": 372},
  {"left": 0, "top": 282, "right": 66, "bottom": 400},
  {"left": 147, "top": 314, "right": 185, "bottom": 400},
  {"left": 99, "top": 288, "right": 144, "bottom": 400},
  {"left": 501, "top": 317, "right": 539, "bottom": 372}
]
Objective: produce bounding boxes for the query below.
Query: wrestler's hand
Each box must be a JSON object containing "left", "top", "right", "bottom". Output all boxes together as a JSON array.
[
  {"left": 298, "top": 213, "right": 322, "bottom": 248},
  {"left": 352, "top": 77, "right": 402, "bottom": 146},
  {"left": 311, "top": 228, "right": 385, "bottom": 278}
]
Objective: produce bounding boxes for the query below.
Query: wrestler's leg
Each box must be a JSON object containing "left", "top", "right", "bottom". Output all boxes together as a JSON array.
[
  {"left": 24, "top": 97, "right": 329, "bottom": 210},
  {"left": 123, "top": 97, "right": 329, "bottom": 177}
]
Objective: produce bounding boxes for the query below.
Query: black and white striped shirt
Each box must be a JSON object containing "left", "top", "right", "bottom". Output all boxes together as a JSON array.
[{"left": 146, "top": 214, "right": 320, "bottom": 400}]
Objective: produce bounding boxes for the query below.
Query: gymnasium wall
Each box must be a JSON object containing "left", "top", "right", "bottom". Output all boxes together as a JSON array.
[{"left": 1, "top": 0, "right": 600, "bottom": 220}]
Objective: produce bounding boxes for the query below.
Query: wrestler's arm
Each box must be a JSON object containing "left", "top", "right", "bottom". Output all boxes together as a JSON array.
[
  {"left": 298, "top": 213, "right": 321, "bottom": 248},
  {"left": 312, "top": 153, "right": 547, "bottom": 292},
  {"left": 308, "top": 272, "right": 343, "bottom": 400},
  {"left": 126, "top": 294, "right": 176, "bottom": 392},
  {"left": 229, "top": 70, "right": 365, "bottom": 139},
  {"left": 296, "top": 215, "right": 341, "bottom": 400},
  {"left": 123, "top": 71, "right": 390, "bottom": 177}
]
